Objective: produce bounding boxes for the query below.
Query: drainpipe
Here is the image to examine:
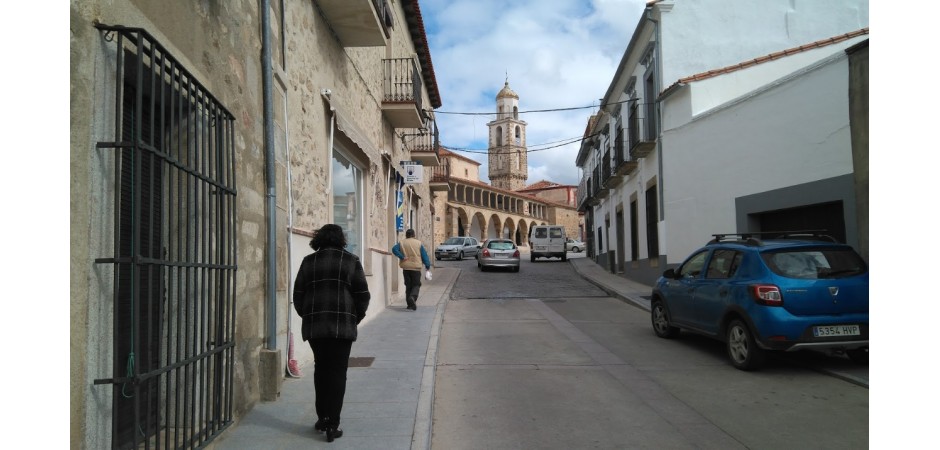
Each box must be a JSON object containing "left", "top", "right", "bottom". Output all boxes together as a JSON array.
[{"left": 262, "top": 0, "right": 277, "bottom": 350}]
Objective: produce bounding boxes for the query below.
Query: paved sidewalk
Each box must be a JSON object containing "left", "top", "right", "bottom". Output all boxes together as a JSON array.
[
  {"left": 209, "top": 267, "right": 457, "bottom": 450},
  {"left": 568, "top": 257, "right": 653, "bottom": 311}
]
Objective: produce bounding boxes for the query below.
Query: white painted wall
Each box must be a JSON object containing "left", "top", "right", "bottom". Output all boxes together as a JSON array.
[
  {"left": 660, "top": 50, "right": 854, "bottom": 262},
  {"left": 657, "top": 0, "right": 869, "bottom": 86},
  {"left": 582, "top": 0, "right": 869, "bottom": 270}
]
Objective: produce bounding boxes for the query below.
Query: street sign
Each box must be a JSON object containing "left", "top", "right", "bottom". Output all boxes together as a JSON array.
[{"left": 401, "top": 161, "right": 423, "bottom": 184}]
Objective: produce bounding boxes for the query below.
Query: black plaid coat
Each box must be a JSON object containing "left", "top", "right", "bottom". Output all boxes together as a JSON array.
[{"left": 292, "top": 248, "right": 371, "bottom": 341}]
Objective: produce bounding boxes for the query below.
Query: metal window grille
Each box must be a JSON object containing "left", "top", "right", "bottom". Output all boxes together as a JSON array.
[{"left": 92, "top": 24, "right": 238, "bottom": 450}]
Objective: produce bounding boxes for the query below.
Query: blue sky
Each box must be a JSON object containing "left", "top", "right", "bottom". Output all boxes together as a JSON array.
[{"left": 418, "top": 0, "right": 647, "bottom": 187}]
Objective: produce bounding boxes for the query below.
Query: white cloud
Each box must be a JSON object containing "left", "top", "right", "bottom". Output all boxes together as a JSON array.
[{"left": 421, "top": 0, "right": 646, "bottom": 186}]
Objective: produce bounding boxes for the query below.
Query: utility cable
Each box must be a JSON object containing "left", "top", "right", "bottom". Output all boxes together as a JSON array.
[{"left": 435, "top": 98, "right": 645, "bottom": 116}]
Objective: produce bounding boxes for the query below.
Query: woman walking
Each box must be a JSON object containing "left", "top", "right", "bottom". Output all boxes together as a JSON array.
[{"left": 292, "top": 224, "right": 371, "bottom": 442}]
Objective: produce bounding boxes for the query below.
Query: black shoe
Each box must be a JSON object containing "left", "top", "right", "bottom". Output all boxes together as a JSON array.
[
  {"left": 326, "top": 427, "right": 343, "bottom": 442},
  {"left": 314, "top": 418, "right": 326, "bottom": 433},
  {"left": 408, "top": 304, "right": 416, "bottom": 310}
]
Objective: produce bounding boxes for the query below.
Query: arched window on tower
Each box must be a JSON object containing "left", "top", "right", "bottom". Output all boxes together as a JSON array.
[
  {"left": 495, "top": 126, "right": 503, "bottom": 146},
  {"left": 513, "top": 106, "right": 519, "bottom": 120},
  {"left": 515, "top": 126, "right": 521, "bottom": 145}
]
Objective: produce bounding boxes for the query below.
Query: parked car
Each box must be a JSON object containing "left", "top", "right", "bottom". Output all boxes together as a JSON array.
[
  {"left": 528, "top": 225, "right": 567, "bottom": 262},
  {"left": 650, "top": 232, "right": 869, "bottom": 371},
  {"left": 477, "top": 239, "right": 520, "bottom": 272},
  {"left": 435, "top": 236, "right": 480, "bottom": 260},
  {"left": 565, "top": 238, "right": 585, "bottom": 253}
]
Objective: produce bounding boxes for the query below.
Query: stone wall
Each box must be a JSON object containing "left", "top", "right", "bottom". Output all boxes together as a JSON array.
[
  {"left": 71, "top": 0, "right": 439, "bottom": 447},
  {"left": 70, "top": 1, "right": 269, "bottom": 447}
]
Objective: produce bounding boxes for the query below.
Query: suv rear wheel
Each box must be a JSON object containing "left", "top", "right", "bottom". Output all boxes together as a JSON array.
[
  {"left": 651, "top": 300, "right": 679, "bottom": 338},
  {"left": 726, "top": 319, "right": 765, "bottom": 371}
]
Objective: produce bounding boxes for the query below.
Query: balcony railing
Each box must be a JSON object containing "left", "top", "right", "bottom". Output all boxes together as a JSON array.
[
  {"left": 628, "top": 102, "right": 656, "bottom": 159},
  {"left": 382, "top": 57, "right": 425, "bottom": 129},
  {"left": 430, "top": 161, "right": 449, "bottom": 191},
  {"left": 404, "top": 118, "right": 441, "bottom": 166},
  {"left": 602, "top": 146, "right": 626, "bottom": 188},
  {"left": 593, "top": 165, "right": 609, "bottom": 199},
  {"left": 613, "top": 129, "right": 637, "bottom": 176}
]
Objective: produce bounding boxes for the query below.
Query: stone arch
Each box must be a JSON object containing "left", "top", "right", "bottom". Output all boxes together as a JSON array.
[
  {"left": 495, "top": 126, "right": 503, "bottom": 146},
  {"left": 487, "top": 213, "right": 502, "bottom": 239},
  {"left": 471, "top": 212, "right": 487, "bottom": 240},
  {"left": 513, "top": 106, "right": 519, "bottom": 120},
  {"left": 518, "top": 219, "right": 530, "bottom": 246},
  {"left": 454, "top": 207, "right": 471, "bottom": 236},
  {"left": 502, "top": 216, "right": 516, "bottom": 240}
]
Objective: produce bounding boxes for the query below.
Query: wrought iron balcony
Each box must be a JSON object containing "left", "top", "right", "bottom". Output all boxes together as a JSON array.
[
  {"left": 602, "top": 149, "right": 624, "bottom": 188},
  {"left": 429, "top": 161, "right": 449, "bottom": 192},
  {"left": 628, "top": 102, "right": 656, "bottom": 159},
  {"left": 403, "top": 117, "right": 440, "bottom": 166},
  {"left": 592, "top": 165, "right": 609, "bottom": 199},
  {"left": 613, "top": 131, "right": 638, "bottom": 176},
  {"left": 315, "top": 0, "right": 390, "bottom": 47},
  {"left": 382, "top": 57, "right": 425, "bottom": 129},
  {"left": 577, "top": 176, "right": 598, "bottom": 211}
]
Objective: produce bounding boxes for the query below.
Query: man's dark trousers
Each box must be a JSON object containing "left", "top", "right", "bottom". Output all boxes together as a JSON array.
[{"left": 403, "top": 269, "right": 422, "bottom": 309}]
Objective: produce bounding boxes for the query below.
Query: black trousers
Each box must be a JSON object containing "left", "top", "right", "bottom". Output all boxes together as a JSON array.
[
  {"left": 309, "top": 338, "right": 353, "bottom": 427},
  {"left": 402, "top": 269, "right": 422, "bottom": 308}
]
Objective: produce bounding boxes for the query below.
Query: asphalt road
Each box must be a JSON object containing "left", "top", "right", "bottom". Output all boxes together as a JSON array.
[{"left": 431, "top": 254, "right": 868, "bottom": 449}]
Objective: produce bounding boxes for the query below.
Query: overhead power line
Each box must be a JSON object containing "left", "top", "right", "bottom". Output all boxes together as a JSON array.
[
  {"left": 443, "top": 130, "right": 603, "bottom": 154},
  {"left": 435, "top": 98, "right": 645, "bottom": 116}
]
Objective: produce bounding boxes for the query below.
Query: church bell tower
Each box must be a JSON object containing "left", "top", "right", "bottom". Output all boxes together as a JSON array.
[{"left": 487, "top": 80, "right": 527, "bottom": 191}]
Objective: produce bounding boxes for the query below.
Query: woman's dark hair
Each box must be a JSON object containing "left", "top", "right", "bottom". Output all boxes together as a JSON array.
[{"left": 309, "top": 224, "right": 347, "bottom": 250}]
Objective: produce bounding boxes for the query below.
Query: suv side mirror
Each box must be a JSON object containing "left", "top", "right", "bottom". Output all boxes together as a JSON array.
[{"left": 663, "top": 268, "right": 676, "bottom": 279}]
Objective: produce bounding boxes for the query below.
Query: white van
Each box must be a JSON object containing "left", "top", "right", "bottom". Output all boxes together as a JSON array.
[{"left": 528, "top": 225, "right": 567, "bottom": 262}]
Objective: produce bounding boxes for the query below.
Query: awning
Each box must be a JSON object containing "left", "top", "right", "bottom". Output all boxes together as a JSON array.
[{"left": 321, "top": 89, "right": 379, "bottom": 158}]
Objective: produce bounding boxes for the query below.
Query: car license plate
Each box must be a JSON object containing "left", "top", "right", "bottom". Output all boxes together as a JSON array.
[
  {"left": 813, "top": 325, "right": 860, "bottom": 337},
  {"left": 494, "top": 254, "right": 507, "bottom": 258}
]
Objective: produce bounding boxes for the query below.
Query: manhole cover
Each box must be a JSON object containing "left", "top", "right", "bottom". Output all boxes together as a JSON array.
[{"left": 348, "top": 357, "right": 374, "bottom": 368}]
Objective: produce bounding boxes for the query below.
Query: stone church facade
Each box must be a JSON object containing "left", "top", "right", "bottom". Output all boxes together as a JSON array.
[{"left": 430, "top": 82, "right": 579, "bottom": 248}]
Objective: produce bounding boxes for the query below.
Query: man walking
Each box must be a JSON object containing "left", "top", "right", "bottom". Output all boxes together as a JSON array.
[{"left": 392, "top": 229, "right": 431, "bottom": 310}]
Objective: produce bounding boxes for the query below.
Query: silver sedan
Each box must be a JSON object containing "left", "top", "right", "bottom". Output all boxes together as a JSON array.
[{"left": 477, "top": 239, "right": 520, "bottom": 272}]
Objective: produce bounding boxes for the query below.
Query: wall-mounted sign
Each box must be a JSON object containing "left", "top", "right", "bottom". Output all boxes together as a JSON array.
[{"left": 400, "top": 161, "right": 423, "bottom": 184}]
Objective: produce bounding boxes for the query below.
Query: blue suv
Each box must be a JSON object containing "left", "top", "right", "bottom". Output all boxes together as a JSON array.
[{"left": 651, "top": 232, "right": 868, "bottom": 371}]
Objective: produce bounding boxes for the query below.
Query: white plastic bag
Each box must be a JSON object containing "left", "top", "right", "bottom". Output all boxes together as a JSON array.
[{"left": 425, "top": 270, "right": 433, "bottom": 281}]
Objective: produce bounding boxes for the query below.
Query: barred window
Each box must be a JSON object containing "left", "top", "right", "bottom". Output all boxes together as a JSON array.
[{"left": 93, "top": 24, "right": 237, "bottom": 449}]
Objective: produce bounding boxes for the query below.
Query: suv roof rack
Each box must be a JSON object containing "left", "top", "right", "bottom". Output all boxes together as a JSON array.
[{"left": 708, "top": 230, "right": 837, "bottom": 246}]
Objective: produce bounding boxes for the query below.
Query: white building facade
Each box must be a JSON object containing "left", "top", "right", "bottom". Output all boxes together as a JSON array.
[{"left": 576, "top": 0, "right": 869, "bottom": 284}]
